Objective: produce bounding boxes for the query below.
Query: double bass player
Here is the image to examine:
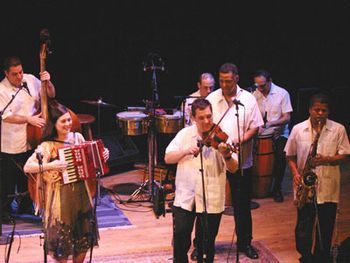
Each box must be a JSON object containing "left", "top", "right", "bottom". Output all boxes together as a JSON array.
[{"left": 0, "top": 56, "right": 56, "bottom": 223}]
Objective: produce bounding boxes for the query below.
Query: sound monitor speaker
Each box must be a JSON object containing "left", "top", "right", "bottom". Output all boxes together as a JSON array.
[{"left": 98, "top": 131, "right": 139, "bottom": 173}]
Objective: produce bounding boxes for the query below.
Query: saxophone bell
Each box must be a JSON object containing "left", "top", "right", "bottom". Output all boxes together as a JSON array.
[{"left": 303, "top": 171, "right": 317, "bottom": 187}]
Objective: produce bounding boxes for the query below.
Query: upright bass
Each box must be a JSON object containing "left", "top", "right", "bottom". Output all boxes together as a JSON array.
[{"left": 27, "top": 29, "right": 81, "bottom": 207}]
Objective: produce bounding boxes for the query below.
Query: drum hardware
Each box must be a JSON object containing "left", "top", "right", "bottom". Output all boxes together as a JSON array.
[
  {"left": 127, "top": 106, "right": 146, "bottom": 112},
  {"left": 126, "top": 53, "right": 166, "bottom": 218},
  {"left": 81, "top": 99, "right": 117, "bottom": 108},
  {"left": 81, "top": 97, "right": 116, "bottom": 137}
]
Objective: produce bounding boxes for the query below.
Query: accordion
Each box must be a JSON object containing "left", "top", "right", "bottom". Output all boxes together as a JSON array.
[{"left": 58, "top": 139, "right": 109, "bottom": 184}]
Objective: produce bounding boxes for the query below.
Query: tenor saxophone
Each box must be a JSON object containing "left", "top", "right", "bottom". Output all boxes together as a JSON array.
[{"left": 294, "top": 121, "right": 322, "bottom": 209}]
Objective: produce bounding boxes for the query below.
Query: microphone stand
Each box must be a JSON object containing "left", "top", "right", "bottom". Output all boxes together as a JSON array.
[
  {"left": 88, "top": 168, "right": 102, "bottom": 263},
  {"left": 232, "top": 101, "right": 258, "bottom": 263},
  {"left": 127, "top": 54, "right": 164, "bottom": 208},
  {"left": 197, "top": 140, "right": 208, "bottom": 262},
  {"left": 233, "top": 102, "right": 243, "bottom": 263},
  {"left": 5, "top": 191, "right": 29, "bottom": 263},
  {"left": 0, "top": 85, "right": 25, "bottom": 245},
  {"left": 37, "top": 151, "right": 48, "bottom": 263}
]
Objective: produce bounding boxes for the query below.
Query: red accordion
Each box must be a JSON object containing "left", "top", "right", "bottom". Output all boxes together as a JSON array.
[{"left": 58, "top": 139, "right": 109, "bottom": 184}]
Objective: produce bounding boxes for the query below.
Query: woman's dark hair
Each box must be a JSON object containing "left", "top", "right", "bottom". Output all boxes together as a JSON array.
[
  {"left": 42, "top": 99, "right": 69, "bottom": 141},
  {"left": 191, "top": 98, "right": 212, "bottom": 117}
]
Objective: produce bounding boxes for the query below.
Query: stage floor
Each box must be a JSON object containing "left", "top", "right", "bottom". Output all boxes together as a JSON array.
[{"left": 1, "top": 162, "right": 349, "bottom": 263}]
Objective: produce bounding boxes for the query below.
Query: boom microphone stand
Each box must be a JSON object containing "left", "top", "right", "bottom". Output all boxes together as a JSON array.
[{"left": 0, "top": 84, "right": 27, "bottom": 245}]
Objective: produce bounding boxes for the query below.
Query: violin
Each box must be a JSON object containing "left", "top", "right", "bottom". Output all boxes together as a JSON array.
[{"left": 196, "top": 124, "right": 237, "bottom": 156}]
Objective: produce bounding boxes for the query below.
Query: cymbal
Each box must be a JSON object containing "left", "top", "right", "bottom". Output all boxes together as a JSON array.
[{"left": 81, "top": 99, "right": 117, "bottom": 108}]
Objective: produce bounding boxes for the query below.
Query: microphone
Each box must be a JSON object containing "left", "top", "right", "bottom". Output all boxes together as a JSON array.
[
  {"left": 232, "top": 99, "right": 244, "bottom": 106},
  {"left": 21, "top": 81, "right": 31, "bottom": 96},
  {"left": 36, "top": 148, "right": 43, "bottom": 165}
]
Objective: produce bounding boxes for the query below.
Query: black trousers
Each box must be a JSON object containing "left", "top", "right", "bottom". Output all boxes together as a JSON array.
[
  {"left": 227, "top": 168, "right": 253, "bottom": 248},
  {"left": 0, "top": 150, "right": 33, "bottom": 215},
  {"left": 272, "top": 136, "right": 287, "bottom": 192},
  {"left": 173, "top": 206, "right": 222, "bottom": 263},
  {"left": 296, "top": 202, "right": 337, "bottom": 263}
]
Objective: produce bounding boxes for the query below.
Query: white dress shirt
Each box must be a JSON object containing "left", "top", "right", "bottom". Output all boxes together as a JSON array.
[
  {"left": 253, "top": 83, "right": 293, "bottom": 138},
  {"left": 166, "top": 125, "right": 237, "bottom": 213},
  {"left": 284, "top": 118, "right": 350, "bottom": 203},
  {"left": 206, "top": 86, "right": 264, "bottom": 169},
  {"left": 0, "top": 73, "right": 41, "bottom": 153}
]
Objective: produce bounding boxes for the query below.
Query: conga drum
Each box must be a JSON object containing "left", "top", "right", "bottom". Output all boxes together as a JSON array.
[{"left": 252, "top": 128, "right": 275, "bottom": 198}]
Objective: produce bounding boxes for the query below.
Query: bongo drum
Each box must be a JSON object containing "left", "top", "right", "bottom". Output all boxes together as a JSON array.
[
  {"left": 155, "top": 111, "right": 184, "bottom": 134},
  {"left": 116, "top": 111, "right": 149, "bottom": 136}
]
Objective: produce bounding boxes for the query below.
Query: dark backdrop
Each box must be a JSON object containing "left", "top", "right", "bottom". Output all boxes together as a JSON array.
[{"left": 1, "top": 1, "right": 349, "bottom": 134}]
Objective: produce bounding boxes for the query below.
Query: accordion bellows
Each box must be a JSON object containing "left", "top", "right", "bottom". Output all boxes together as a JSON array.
[{"left": 58, "top": 139, "right": 109, "bottom": 184}]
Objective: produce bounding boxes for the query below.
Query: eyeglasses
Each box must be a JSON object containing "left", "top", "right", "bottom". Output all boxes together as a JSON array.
[{"left": 256, "top": 83, "right": 267, "bottom": 88}]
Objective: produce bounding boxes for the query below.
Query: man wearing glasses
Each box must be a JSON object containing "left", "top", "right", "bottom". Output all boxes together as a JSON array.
[{"left": 252, "top": 69, "right": 293, "bottom": 202}]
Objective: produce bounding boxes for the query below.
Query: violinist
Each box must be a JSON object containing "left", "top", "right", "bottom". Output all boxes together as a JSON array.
[
  {"left": 165, "top": 98, "right": 238, "bottom": 263},
  {"left": 0, "top": 56, "right": 55, "bottom": 223}
]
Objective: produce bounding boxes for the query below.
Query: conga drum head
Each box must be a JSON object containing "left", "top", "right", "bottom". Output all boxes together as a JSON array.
[{"left": 116, "top": 111, "right": 148, "bottom": 136}]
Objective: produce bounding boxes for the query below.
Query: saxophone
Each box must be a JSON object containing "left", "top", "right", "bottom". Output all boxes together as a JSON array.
[{"left": 294, "top": 121, "right": 322, "bottom": 209}]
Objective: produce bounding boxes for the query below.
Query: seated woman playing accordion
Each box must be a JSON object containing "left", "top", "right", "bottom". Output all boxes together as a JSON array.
[{"left": 24, "top": 99, "right": 109, "bottom": 263}]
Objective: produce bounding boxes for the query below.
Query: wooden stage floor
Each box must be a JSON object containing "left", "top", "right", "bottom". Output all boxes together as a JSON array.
[{"left": 1, "top": 162, "right": 349, "bottom": 263}]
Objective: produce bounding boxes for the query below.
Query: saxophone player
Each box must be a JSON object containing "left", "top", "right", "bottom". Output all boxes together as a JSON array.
[{"left": 284, "top": 93, "right": 350, "bottom": 263}]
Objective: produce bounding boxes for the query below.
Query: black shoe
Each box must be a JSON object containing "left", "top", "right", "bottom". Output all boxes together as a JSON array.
[
  {"left": 273, "top": 190, "right": 284, "bottom": 203},
  {"left": 190, "top": 247, "right": 197, "bottom": 261},
  {"left": 239, "top": 244, "right": 259, "bottom": 259}
]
